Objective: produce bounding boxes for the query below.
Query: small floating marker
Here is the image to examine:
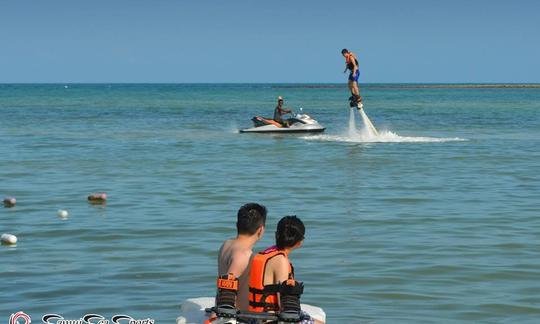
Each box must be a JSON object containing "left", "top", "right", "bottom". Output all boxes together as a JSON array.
[
  {"left": 88, "top": 193, "right": 107, "bottom": 204},
  {"left": 57, "top": 209, "right": 69, "bottom": 218},
  {"left": 1, "top": 233, "right": 17, "bottom": 245},
  {"left": 3, "top": 197, "right": 16, "bottom": 208},
  {"left": 64, "top": 85, "right": 69, "bottom": 89}
]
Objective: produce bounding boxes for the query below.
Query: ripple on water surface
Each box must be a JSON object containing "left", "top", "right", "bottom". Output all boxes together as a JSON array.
[{"left": 1, "top": 84, "right": 540, "bottom": 322}]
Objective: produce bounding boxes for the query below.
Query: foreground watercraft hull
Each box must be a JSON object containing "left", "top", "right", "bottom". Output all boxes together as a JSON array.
[
  {"left": 240, "top": 125, "right": 326, "bottom": 133},
  {"left": 176, "top": 297, "right": 326, "bottom": 324}
]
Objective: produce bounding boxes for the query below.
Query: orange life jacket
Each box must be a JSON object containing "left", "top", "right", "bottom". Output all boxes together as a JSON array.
[
  {"left": 345, "top": 52, "right": 359, "bottom": 71},
  {"left": 248, "top": 247, "right": 294, "bottom": 312}
]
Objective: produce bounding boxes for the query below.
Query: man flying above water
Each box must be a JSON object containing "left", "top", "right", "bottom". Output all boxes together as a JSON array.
[{"left": 341, "top": 48, "right": 364, "bottom": 109}]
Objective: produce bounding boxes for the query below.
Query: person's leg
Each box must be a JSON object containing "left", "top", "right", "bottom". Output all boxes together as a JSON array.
[
  {"left": 352, "top": 70, "right": 361, "bottom": 101},
  {"left": 354, "top": 83, "right": 362, "bottom": 102},
  {"left": 347, "top": 80, "right": 358, "bottom": 107},
  {"left": 352, "top": 82, "right": 360, "bottom": 98},
  {"left": 348, "top": 72, "right": 362, "bottom": 103},
  {"left": 347, "top": 80, "right": 355, "bottom": 96}
]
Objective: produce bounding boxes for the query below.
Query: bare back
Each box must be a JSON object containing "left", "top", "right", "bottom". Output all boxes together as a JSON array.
[
  {"left": 262, "top": 253, "right": 290, "bottom": 286},
  {"left": 218, "top": 238, "right": 253, "bottom": 311}
]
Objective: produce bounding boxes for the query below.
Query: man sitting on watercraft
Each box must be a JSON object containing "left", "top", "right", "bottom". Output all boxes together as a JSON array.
[
  {"left": 248, "top": 216, "right": 325, "bottom": 324},
  {"left": 216, "top": 203, "right": 267, "bottom": 311},
  {"left": 341, "top": 48, "right": 364, "bottom": 109},
  {"left": 273, "top": 96, "right": 293, "bottom": 127}
]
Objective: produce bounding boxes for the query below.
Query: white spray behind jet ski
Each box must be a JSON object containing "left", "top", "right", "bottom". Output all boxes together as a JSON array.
[{"left": 240, "top": 109, "right": 325, "bottom": 133}]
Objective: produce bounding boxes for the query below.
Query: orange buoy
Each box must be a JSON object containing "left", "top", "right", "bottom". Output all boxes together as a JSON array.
[{"left": 88, "top": 193, "right": 107, "bottom": 204}]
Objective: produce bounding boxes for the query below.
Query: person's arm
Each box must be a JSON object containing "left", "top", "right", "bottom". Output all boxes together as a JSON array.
[
  {"left": 227, "top": 249, "right": 251, "bottom": 278},
  {"left": 272, "top": 256, "right": 291, "bottom": 314},
  {"left": 273, "top": 255, "right": 291, "bottom": 283},
  {"left": 278, "top": 106, "right": 292, "bottom": 115},
  {"left": 217, "top": 244, "right": 224, "bottom": 273}
]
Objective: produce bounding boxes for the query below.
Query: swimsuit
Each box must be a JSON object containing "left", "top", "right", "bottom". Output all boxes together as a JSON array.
[{"left": 348, "top": 69, "right": 360, "bottom": 82}]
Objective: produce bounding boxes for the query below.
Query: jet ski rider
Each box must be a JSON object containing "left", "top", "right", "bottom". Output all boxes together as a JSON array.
[{"left": 273, "top": 96, "right": 293, "bottom": 127}]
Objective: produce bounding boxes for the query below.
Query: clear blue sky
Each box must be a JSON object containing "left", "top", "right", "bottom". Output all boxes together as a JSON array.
[{"left": 1, "top": 0, "right": 539, "bottom": 83}]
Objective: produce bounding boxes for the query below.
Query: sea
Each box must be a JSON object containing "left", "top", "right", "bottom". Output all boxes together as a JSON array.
[{"left": 1, "top": 84, "right": 539, "bottom": 323}]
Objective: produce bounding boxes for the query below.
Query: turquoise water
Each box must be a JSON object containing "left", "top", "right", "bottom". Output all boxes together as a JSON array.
[{"left": 1, "top": 84, "right": 539, "bottom": 323}]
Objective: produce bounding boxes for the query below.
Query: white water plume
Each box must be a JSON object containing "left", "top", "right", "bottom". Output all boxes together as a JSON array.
[{"left": 304, "top": 107, "right": 466, "bottom": 143}]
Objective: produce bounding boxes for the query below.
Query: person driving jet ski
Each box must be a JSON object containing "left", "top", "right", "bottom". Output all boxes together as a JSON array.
[{"left": 273, "top": 96, "right": 293, "bottom": 127}]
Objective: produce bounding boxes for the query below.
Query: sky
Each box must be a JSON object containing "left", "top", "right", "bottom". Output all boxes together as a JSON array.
[{"left": 1, "top": 0, "right": 539, "bottom": 83}]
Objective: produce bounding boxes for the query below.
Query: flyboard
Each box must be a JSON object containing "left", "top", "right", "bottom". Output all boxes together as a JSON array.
[{"left": 176, "top": 297, "right": 326, "bottom": 324}]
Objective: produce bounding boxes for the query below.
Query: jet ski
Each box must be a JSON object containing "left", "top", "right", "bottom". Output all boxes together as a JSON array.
[{"left": 240, "top": 109, "right": 325, "bottom": 133}]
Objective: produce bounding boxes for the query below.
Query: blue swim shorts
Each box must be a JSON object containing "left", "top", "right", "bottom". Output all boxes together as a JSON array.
[{"left": 348, "top": 70, "right": 360, "bottom": 82}]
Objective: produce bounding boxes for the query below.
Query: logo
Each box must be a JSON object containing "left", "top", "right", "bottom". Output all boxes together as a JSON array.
[
  {"left": 42, "top": 314, "right": 108, "bottom": 324},
  {"left": 111, "top": 315, "right": 154, "bottom": 324},
  {"left": 39, "top": 313, "right": 154, "bottom": 324},
  {"left": 9, "top": 311, "right": 31, "bottom": 324}
]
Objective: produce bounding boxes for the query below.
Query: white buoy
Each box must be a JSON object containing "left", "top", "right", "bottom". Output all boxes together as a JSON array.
[
  {"left": 1, "top": 233, "right": 17, "bottom": 245},
  {"left": 57, "top": 209, "right": 69, "bottom": 218}
]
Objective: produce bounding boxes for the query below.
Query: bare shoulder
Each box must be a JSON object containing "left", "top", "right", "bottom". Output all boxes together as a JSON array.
[
  {"left": 221, "top": 238, "right": 234, "bottom": 249},
  {"left": 232, "top": 244, "right": 253, "bottom": 261},
  {"left": 266, "top": 253, "right": 288, "bottom": 269},
  {"left": 265, "top": 254, "right": 289, "bottom": 283},
  {"left": 218, "top": 239, "right": 235, "bottom": 272},
  {"left": 219, "top": 239, "right": 235, "bottom": 255},
  {"left": 226, "top": 243, "right": 253, "bottom": 277}
]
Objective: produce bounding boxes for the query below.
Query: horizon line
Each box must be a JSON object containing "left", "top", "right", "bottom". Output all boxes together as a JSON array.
[{"left": 1, "top": 82, "right": 540, "bottom": 85}]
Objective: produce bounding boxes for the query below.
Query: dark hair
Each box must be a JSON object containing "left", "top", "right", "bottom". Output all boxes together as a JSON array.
[
  {"left": 237, "top": 203, "right": 267, "bottom": 235},
  {"left": 341, "top": 48, "right": 349, "bottom": 54},
  {"left": 275, "top": 216, "right": 305, "bottom": 249}
]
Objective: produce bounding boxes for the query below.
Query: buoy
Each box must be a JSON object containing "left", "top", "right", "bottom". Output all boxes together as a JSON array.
[
  {"left": 88, "top": 193, "right": 107, "bottom": 204},
  {"left": 57, "top": 209, "right": 69, "bottom": 218},
  {"left": 3, "top": 197, "right": 16, "bottom": 207},
  {"left": 1, "top": 233, "right": 17, "bottom": 245}
]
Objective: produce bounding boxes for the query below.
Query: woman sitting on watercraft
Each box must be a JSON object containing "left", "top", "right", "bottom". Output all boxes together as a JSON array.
[{"left": 248, "top": 216, "right": 325, "bottom": 324}]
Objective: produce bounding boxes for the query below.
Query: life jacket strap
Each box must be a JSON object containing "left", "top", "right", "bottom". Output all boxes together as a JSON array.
[
  {"left": 248, "top": 284, "right": 279, "bottom": 294},
  {"left": 248, "top": 284, "right": 280, "bottom": 311},
  {"left": 248, "top": 300, "right": 280, "bottom": 311}
]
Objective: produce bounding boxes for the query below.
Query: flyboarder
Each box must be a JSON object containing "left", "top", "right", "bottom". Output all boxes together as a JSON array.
[{"left": 341, "top": 49, "right": 364, "bottom": 109}]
